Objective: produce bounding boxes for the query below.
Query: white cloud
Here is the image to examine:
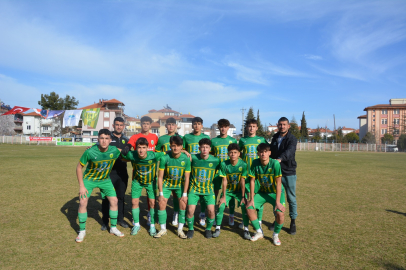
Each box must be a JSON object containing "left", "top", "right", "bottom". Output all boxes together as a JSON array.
[
  {"left": 304, "top": 54, "right": 323, "bottom": 61},
  {"left": 226, "top": 62, "right": 268, "bottom": 85}
]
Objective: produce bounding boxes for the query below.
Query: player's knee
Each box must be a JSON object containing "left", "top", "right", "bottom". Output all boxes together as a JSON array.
[{"left": 109, "top": 197, "right": 118, "bottom": 206}]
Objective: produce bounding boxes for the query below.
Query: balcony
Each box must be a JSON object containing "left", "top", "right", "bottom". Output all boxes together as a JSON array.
[
  {"left": 14, "top": 126, "right": 23, "bottom": 130},
  {"left": 14, "top": 118, "right": 23, "bottom": 123}
]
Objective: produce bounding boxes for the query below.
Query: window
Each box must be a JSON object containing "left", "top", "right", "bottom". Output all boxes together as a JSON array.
[
  {"left": 381, "top": 129, "right": 387, "bottom": 135},
  {"left": 43, "top": 126, "right": 49, "bottom": 130},
  {"left": 394, "top": 129, "right": 400, "bottom": 135},
  {"left": 104, "top": 121, "right": 109, "bottom": 127},
  {"left": 373, "top": 114, "right": 375, "bottom": 117},
  {"left": 381, "top": 109, "right": 388, "bottom": 114},
  {"left": 394, "top": 118, "right": 400, "bottom": 124},
  {"left": 381, "top": 119, "right": 387, "bottom": 125},
  {"left": 27, "top": 125, "right": 31, "bottom": 130},
  {"left": 394, "top": 109, "right": 400, "bottom": 114},
  {"left": 104, "top": 112, "right": 110, "bottom": 118},
  {"left": 373, "top": 119, "right": 375, "bottom": 122},
  {"left": 82, "top": 131, "right": 91, "bottom": 136},
  {"left": 93, "top": 131, "right": 99, "bottom": 136}
]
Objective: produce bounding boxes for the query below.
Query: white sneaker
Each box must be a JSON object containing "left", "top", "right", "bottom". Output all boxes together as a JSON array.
[
  {"left": 239, "top": 223, "right": 244, "bottom": 229},
  {"left": 229, "top": 215, "right": 234, "bottom": 226},
  {"left": 172, "top": 212, "right": 179, "bottom": 226},
  {"left": 75, "top": 230, "right": 86, "bottom": 243},
  {"left": 273, "top": 233, "right": 281, "bottom": 246},
  {"left": 110, "top": 227, "right": 124, "bottom": 237},
  {"left": 178, "top": 229, "right": 187, "bottom": 239},
  {"left": 154, "top": 229, "right": 167, "bottom": 238},
  {"left": 250, "top": 231, "right": 264, "bottom": 242},
  {"left": 147, "top": 212, "right": 151, "bottom": 226}
]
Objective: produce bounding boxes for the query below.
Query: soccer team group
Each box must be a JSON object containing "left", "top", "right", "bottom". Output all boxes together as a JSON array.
[{"left": 75, "top": 115, "right": 298, "bottom": 246}]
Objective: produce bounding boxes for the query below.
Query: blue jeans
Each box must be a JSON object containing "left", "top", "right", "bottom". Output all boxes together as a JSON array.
[{"left": 282, "top": 175, "right": 297, "bottom": 219}]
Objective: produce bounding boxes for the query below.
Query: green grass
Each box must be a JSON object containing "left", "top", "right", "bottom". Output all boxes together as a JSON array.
[{"left": 0, "top": 145, "right": 405, "bottom": 269}]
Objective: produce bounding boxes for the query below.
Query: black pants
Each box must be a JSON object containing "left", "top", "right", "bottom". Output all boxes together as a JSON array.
[{"left": 102, "top": 171, "right": 128, "bottom": 224}]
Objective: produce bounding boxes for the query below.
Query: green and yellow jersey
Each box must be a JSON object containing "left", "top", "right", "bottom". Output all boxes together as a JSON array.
[
  {"left": 218, "top": 159, "right": 248, "bottom": 193},
  {"left": 238, "top": 136, "right": 267, "bottom": 169},
  {"left": 79, "top": 145, "right": 121, "bottom": 182},
  {"left": 189, "top": 154, "right": 220, "bottom": 194},
  {"left": 123, "top": 151, "right": 165, "bottom": 184},
  {"left": 210, "top": 135, "right": 237, "bottom": 162},
  {"left": 155, "top": 134, "right": 183, "bottom": 152},
  {"left": 248, "top": 158, "right": 282, "bottom": 194},
  {"left": 183, "top": 133, "right": 210, "bottom": 154},
  {"left": 159, "top": 152, "right": 191, "bottom": 188}
]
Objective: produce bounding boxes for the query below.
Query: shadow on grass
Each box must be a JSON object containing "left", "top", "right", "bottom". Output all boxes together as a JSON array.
[
  {"left": 379, "top": 262, "right": 405, "bottom": 270},
  {"left": 386, "top": 209, "right": 406, "bottom": 217}
]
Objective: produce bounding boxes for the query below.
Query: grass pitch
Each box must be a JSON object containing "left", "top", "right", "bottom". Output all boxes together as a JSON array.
[{"left": 0, "top": 145, "right": 405, "bottom": 269}]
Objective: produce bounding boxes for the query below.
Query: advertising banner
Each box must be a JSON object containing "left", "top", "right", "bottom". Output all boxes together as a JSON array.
[
  {"left": 56, "top": 137, "right": 74, "bottom": 146},
  {"left": 81, "top": 108, "right": 100, "bottom": 128},
  {"left": 29, "top": 137, "right": 53, "bottom": 141},
  {"left": 63, "top": 110, "right": 83, "bottom": 127},
  {"left": 73, "top": 137, "right": 93, "bottom": 146}
]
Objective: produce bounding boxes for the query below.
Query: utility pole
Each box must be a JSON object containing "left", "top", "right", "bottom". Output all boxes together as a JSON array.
[
  {"left": 333, "top": 114, "right": 336, "bottom": 142},
  {"left": 241, "top": 108, "right": 246, "bottom": 137}
]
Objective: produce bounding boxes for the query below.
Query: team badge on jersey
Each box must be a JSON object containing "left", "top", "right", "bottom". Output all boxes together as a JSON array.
[
  {"left": 148, "top": 160, "right": 152, "bottom": 164},
  {"left": 257, "top": 139, "right": 261, "bottom": 143},
  {"left": 239, "top": 167, "right": 242, "bottom": 171},
  {"left": 181, "top": 161, "right": 185, "bottom": 166},
  {"left": 122, "top": 139, "right": 125, "bottom": 144},
  {"left": 110, "top": 153, "right": 113, "bottom": 158},
  {"left": 151, "top": 140, "right": 155, "bottom": 145},
  {"left": 209, "top": 163, "right": 213, "bottom": 167},
  {"left": 229, "top": 140, "right": 233, "bottom": 144},
  {"left": 268, "top": 168, "right": 272, "bottom": 172}
]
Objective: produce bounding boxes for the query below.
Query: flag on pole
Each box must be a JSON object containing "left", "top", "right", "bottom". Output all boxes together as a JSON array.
[
  {"left": 81, "top": 108, "right": 100, "bottom": 128},
  {"left": 33, "top": 109, "right": 49, "bottom": 118},
  {"left": 1, "top": 106, "right": 30, "bottom": 115},
  {"left": 46, "top": 110, "right": 65, "bottom": 119},
  {"left": 63, "top": 110, "right": 83, "bottom": 127}
]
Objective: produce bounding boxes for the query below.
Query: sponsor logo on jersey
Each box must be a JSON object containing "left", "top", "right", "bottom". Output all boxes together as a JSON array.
[
  {"left": 110, "top": 153, "right": 113, "bottom": 158},
  {"left": 197, "top": 170, "right": 208, "bottom": 182},
  {"left": 181, "top": 161, "right": 185, "bottom": 166},
  {"left": 96, "top": 162, "right": 110, "bottom": 172}
]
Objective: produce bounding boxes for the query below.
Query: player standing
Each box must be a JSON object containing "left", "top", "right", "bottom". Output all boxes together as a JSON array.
[
  {"left": 75, "top": 129, "right": 125, "bottom": 242},
  {"left": 186, "top": 138, "right": 220, "bottom": 239},
  {"left": 155, "top": 136, "right": 191, "bottom": 239}
]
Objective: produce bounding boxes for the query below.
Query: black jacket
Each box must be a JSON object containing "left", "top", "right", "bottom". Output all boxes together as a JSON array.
[
  {"left": 270, "top": 131, "right": 297, "bottom": 176},
  {"left": 110, "top": 133, "right": 129, "bottom": 176}
]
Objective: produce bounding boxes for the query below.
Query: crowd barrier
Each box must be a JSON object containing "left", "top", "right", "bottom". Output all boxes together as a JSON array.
[{"left": 0, "top": 136, "right": 96, "bottom": 146}]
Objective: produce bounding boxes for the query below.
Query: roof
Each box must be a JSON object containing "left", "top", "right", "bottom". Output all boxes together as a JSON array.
[
  {"left": 357, "top": 115, "right": 367, "bottom": 119},
  {"left": 103, "top": 98, "right": 124, "bottom": 105},
  {"left": 148, "top": 109, "right": 157, "bottom": 113},
  {"left": 78, "top": 103, "right": 105, "bottom": 110},
  {"left": 159, "top": 115, "right": 181, "bottom": 121},
  {"left": 151, "top": 121, "right": 160, "bottom": 128},
  {"left": 78, "top": 98, "right": 124, "bottom": 110},
  {"left": 126, "top": 117, "right": 140, "bottom": 122},
  {"left": 364, "top": 103, "right": 406, "bottom": 111},
  {"left": 229, "top": 124, "right": 236, "bottom": 128},
  {"left": 179, "top": 114, "right": 195, "bottom": 118},
  {"left": 341, "top": 127, "right": 355, "bottom": 131}
]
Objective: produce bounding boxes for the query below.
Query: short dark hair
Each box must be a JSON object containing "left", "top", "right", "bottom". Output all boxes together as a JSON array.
[
  {"left": 257, "top": 143, "right": 270, "bottom": 152},
  {"left": 169, "top": 135, "right": 183, "bottom": 146},
  {"left": 199, "top": 138, "right": 211, "bottom": 147},
  {"left": 227, "top": 143, "right": 240, "bottom": 152},
  {"left": 98, "top": 129, "right": 111, "bottom": 137},
  {"left": 136, "top": 137, "right": 149, "bottom": 147},
  {"left": 278, "top": 117, "right": 289, "bottom": 124},
  {"left": 113, "top": 117, "right": 125, "bottom": 124},
  {"left": 246, "top": 118, "right": 258, "bottom": 126},
  {"left": 218, "top": 119, "right": 230, "bottom": 127},
  {"left": 166, "top": 117, "right": 176, "bottom": 124},
  {"left": 192, "top": 117, "right": 203, "bottom": 125},
  {"left": 141, "top": 116, "right": 153, "bottom": 124}
]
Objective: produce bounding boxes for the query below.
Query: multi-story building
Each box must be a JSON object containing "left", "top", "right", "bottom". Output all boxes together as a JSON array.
[
  {"left": 209, "top": 123, "right": 237, "bottom": 139},
  {"left": 22, "top": 112, "right": 62, "bottom": 137},
  {"left": 362, "top": 98, "right": 406, "bottom": 143},
  {"left": 126, "top": 117, "right": 141, "bottom": 133},
  {"left": 0, "top": 113, "right": 24, "bottom": 135}
]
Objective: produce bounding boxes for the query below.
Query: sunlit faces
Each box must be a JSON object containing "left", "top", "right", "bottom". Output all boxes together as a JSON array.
[
  {"left": 258, "top": 149, "right": 271, "bottom": 162},
  {"left": 98, "top": 134, "right": 111, "bottom": 150},
  {"left": 136, "top": 144, "right": 148, "bottom": 159},
  {"left": 247, "top": 123, "right": 258, "bottom": 136},
  {"left": 228, "top": 149, "right": 240, "bottom": 162},
  {"left": 192, "top": 122, "right": 203, "bottom": 133},
  {"left": 166, "top": 123, "right": 177, "bottom": 134},
  {"left": 141, "top": 121, "right": 151, "bottom": 133},
  {"left": 219, "top": 125, "right": 229, "bottom": 136},
  {"left": 113, "top": 121, "right": 125, "bottom": 134},
  {"left": 170, "top": 142, "right": 183, "bottom": 155},
  {"left": 278, "top": 120, "right": 290, "bottom": 135},
  {"left": 199, "top": 144, "right": 211, "bottom": 156}
]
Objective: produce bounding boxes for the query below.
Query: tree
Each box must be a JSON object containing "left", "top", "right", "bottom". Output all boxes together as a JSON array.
[
  {"left": 38, "top": 92, "right": 79, "bottom": 110},
  {"left": 381, "top": 133, "right": 394, "bottom": 144},
  {"left": 300, "top": 111, "right": 308, "bottom": 139},
  {"left": 361, "top": 132, "right": 376, "bottom": 144},
  {"left": 344, "top": 132, "right": 359, "bottom": 143},
  {"left": 256, "top": 109, "right": 267, "bottom": 138},
  {"left": 397, "top": 134, "right": 406, "bottom": 151},
  {"left": 313, "top": 126, "right": 322, "bottom": 142},
  {"left": 289, "top": 117, "right": 300, "bottom": 140},
  {"left": 243, "top": 107, "right": 255, "bottom": 137}
]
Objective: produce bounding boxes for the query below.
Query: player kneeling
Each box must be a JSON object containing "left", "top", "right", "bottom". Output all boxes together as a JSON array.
[
  {"left": 213, "top": 143, "right": 250, "bottom": 238},
  {"left": 245, "top": 143, "right": 286, "bottom": 246},
  {"left": 155, "top": 136, "right": 191, "bottom": 239},
  {"left": 75, "top": 129, "right": 125, "bottom": 242}
]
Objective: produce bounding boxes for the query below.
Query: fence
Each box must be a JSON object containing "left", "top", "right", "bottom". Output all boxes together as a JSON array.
[
  {"left": 1, "top": 135, "right": 57, "bottom": 145},
  {"left": 297, "top": 142, "right": 397, "bottom": 152}
]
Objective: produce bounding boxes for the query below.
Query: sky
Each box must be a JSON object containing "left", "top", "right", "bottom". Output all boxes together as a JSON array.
[{"left": 1, "top": 0, "right": 406, "bottom": 132}]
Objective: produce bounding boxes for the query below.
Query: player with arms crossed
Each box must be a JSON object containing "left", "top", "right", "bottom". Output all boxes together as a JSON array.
[
  {"left": 212, "top": 143, "right": 250, "bottom": 239},
  {"left": 183, "top": 117, "right": 211, "bottom": 226},
  {"left": 186, "top": 138, "right": 220, "bottom": 239},
  {"left": 75, "top": 129, "right": 125, "bottom": 242},
  {"left": 210, "top": 119, "right": 238, "bottom": 226},
  {"left": 245, "top": 143, "right": 285, "bottom": 246},
  {"left": 121, "top": 137, "right": 165, "bottom": 236},
  {"left": 155, "top": 136, "right": 191, "bottom": 239}
]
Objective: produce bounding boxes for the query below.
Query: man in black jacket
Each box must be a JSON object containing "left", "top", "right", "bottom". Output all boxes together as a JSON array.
[
  {"left": 270, "top": 117, "right": 298, "bottom": 235},
  {"left": 101, "top": 117, "right": 129, "bottom": 230}
]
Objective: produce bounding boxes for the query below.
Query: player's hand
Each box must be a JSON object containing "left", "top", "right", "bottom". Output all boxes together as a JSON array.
[
  {"left": 182, "top": 150, "right": 191, "bottom": 158},
  {"left": 158, "top": 195, "right": 165, "bottom": 204},
  {"left": 121, "top": 143, "right": 132, "bottom": 156},
  {"left": 218, "top": 196, "right": 226, "bottom": 207},
  {"left": 79, "top": 186, "right": 89, "bottom": 199},
  {"left": 241, "top": 197, "right": 248, "bottom": 206},
  {"left": 275, "top": 202, "right": 285, "bottom": 213},
  {"left": 180, "top": 195, "right": 188, "bottom": 206},
  {"left": 246, "top": 199, "right": 255, "bottom": 209},
  {"left": 85, "top": 146, "right": 91, "bottom": 150},
  {"left": 276, "top": 159, "right": 281, "bottom": 163}
]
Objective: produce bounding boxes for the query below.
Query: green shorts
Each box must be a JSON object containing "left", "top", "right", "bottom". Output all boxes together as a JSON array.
[
  {"left": 220, "top": 191, "right": 243, "bottom": 207},
  {"left": 131, "top": 180, "right": 156, "bottom": 199},
  {"left": 188, "top": 192, "right": 215, "bottom": 206},
  {"left": 83, "top": 180, "right": 116, "bottom": 199},
  {"left": 250, "top": 192, "right": 286, "bottom": 212},
  {"left": 213, "top": 175, "right": 223, "bottom": 191},
  {"left": 162, "top": 186, "right": 183, "bottom": 199}
]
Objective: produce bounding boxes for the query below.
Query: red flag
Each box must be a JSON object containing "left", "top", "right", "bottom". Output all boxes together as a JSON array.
[{"left": 1, "top": 106, "right": 30, "bottom": 115}]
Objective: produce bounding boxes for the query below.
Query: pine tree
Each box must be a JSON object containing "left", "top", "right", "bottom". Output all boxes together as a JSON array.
[
  {"left": 256, "top": 109, "right": 267, "bottom": 138},
  {"left": 300, "top": 111, "right": 308, "bottom": 138},
  {"left": 243, "top": 107, "right": 255, "bottom": 137}
]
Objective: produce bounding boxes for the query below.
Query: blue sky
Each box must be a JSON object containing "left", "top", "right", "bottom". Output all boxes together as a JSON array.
[{"left": 1, "top": 0, "right": 406, "bottom": 131}]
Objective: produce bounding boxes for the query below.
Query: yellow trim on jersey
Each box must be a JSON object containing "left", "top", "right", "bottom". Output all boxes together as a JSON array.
[
  {"left": 79, "top": 161, "right": 85, "bottom": 166},
  {"left": 158, "top": 168, "right": 165, "bottom": 170}
]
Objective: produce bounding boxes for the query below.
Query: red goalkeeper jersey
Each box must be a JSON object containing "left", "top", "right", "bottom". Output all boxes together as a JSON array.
[{"left": 128, "top": 132, "right": 159, "bottom": 151}]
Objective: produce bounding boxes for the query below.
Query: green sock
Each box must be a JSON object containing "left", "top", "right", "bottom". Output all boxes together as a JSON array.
[
  {"left": 258, "top": 207, "right": 264, "bottom": 222},
  {"left": 109, "top": 210, "right": 118, "bottom": 227},
  {"left": 179, "top": 210, "right": 186, "bottom": 224},
  {"left": 241, "top": 206, "right": 249, "bottom": 227},
  {"left": 229, "top": 198, "right": 235, "bottom": 215},
  {"left": 206, "top": 218, "right": 214, "bottom": 230},
  {"left": 132, "top": 208, "right": 140, "bottom": 224},
  {"left": 186, "top": 216, "right": 194, "bottom": 230},
  {"left": 274, "top": 222, "right": 284, "bottom": 234},
  {"left": 150, "top": 208, "right": 155, "bottom": 224},
  {"left": 78, "top": 212, "right": 87, "bottom": 231},
  {"left": 173, "top": 196, "right": 180, "bottom": 213},
  {"left": 215, "top": 203, "right": 226, "bottom": 226},
  {"left": 158, "top": 210, "right": 167, "bottom": 226},
  {"left": 251, "top": 219, "right": 261, "bottom": 231}
]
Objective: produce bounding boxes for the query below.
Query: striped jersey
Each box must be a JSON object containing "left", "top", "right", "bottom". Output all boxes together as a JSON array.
[
  {"left": 123, "top": 151, "right": 165, "bottom": 184},
  {"left": 189, "top": 154, "right": 220, "bottom": 194},
  {"left": 79, "top": 145, "right": 121, "bottom": 182},
  {"left": 211, "top": 135, "right": 238, "bottom": 162},
  {"left": 155, "top": 134, "right": 183, "bottom": 152},
  {"left": 218, "top": 159, "right": 248, "bottom": 192},
  {"left": 239, "top": 136, "right": 267, "bottom": 169},
  {"left": 248, "top": 158, "right": 282, "bottom": 193},
  {"left": 159, "top": 152, "right": 191, "bottom": 188},
  {"left": 183, "top": 133, "right": 210, "bottom": 154}
]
